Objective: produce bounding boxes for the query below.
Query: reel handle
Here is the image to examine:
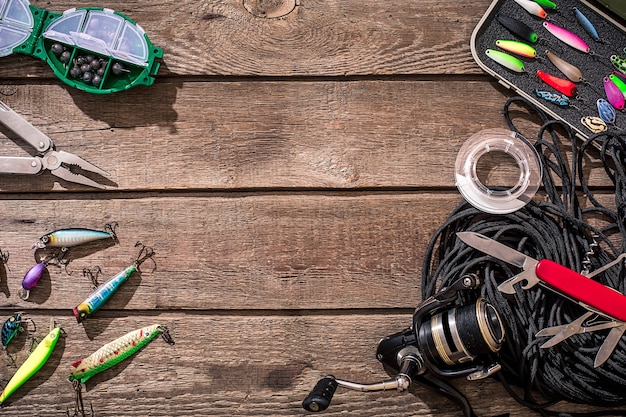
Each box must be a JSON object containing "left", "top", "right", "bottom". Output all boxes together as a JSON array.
[{"left": 302, "top": 376, "right": 338, "bottom": 412}]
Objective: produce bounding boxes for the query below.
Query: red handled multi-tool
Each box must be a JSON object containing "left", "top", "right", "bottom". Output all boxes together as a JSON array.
[{"left": 457, "top": 231, "right": 626, "bottom": 367}]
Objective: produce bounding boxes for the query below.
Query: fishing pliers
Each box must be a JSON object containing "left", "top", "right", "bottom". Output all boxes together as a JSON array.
[{"left": 0, "top": 100, "right": 110, "bottom": 189}]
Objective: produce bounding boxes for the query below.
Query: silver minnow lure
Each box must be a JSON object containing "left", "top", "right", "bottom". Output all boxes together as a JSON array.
[{"left": 33, "top": 222, "right": 118, "bottom": 249}]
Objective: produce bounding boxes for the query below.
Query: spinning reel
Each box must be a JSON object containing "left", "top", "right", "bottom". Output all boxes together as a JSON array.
[{"left": 302, "top": 274, "right": 505, "bottom": 416}]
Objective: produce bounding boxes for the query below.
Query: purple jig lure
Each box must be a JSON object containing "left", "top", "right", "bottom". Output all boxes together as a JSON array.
[
  {"left": 20, "top": 253, "right": 64, "bottom": 300},
  {"left": 543, "top": 21, "right": 590, "bottom": 53}
]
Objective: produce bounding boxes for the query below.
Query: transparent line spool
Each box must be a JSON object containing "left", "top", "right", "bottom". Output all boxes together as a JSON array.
[{"left": 454, "top": 128, "right": 542, "bottom": 214}]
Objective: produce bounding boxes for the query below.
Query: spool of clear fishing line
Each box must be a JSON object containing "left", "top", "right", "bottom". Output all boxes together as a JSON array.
[{"left": 454, "top": 128, "right": 542, "bottom": 214}]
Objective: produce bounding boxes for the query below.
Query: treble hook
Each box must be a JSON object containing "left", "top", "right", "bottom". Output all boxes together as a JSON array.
[
  {"left": 82, "top": 266, "right": 102, "bottom": 289},
  {"left": 0, "top": 248, "right": 8, "bottom": 265},
  {"left": 133, "top": 241, "right": 156, "bottom": 272},
  {"left": 103, "top": 222, "right": 119, "bottom": 242},
  {"left": 159, "top": 326, "right": 176, "bottom": 345},
  {"left": 67, "top": 380, "right": 94, "bottom": 417}
]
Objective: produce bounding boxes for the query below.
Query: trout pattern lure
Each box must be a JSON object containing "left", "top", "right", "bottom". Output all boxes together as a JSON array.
[
  {"left": 612, "top": 55, "right": 626, "bottom": 74},
  {"left": 33, "top": 222, "right": 118, "bottom": 250},
  {"left": 72, "top": 242, "right": 155, "bottom": 323},
  {"left": 0, "top": 321, "right": 61, "bottom": 405},
  {"left": 68, "top": 324, "right": 174, "bottom": 384}
]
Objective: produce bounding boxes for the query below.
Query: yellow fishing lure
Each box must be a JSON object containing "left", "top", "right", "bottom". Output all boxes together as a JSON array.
[{"left": 0, "top": 322, "right": 61, "bottom": 404}]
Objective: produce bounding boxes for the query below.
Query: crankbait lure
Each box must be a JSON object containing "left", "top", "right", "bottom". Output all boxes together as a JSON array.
[
  {"left": 68, "top": 324, "right": 174, "bottom": 384},
  {"left": 495, "top": 40, "right": 536, "bottom": 58},
  {"left": 1, "top": 313, "right": 34, "bottom": 348},
  {"left": 543, "top": 21, "right": 591, "bottom": 53},
  {"left": 581, "top": 116, "right": 607, "bottom": 133},
  {"left": 532, "top": 0, "right": 557, "bottom": 10},
  {"left": 609, "top": 74, "right": 626, "bottom": 97},
  {"left": 495, "top": 13, "right": 538, "bottom": 43},
  {"left": 545, "top": 50, "right": 583, "bottom": 82},
  {"left": 513, "top": 0, "right": 547, "bottom": 19},
  {"left": 0, "top": 320, "right": 61, "bottom": 405},
  {"left": 604, "top": 76, "right": 625, "bottom": 110},
  {"left": 597, "top": 99, "right": 616, "bottom": 125},
  {"left": 572, "top": 7, "right": 600, "bottom": 41},
  {"left": 33, "top": 222, "right": 118, "bottom": 250},
  {"left": 485, "top": 49, "right": 525, "bottom": 72},
  {"left": 19, "top": 253, "right": 64, "bottom": 300},
  {"left": 537, "top": 70, "right": 578, "bottom": 97},
  {"left": 535, "top": 89, "right": 570, "bottom": 107},
  {"left": 72, "top": 242, "right": 155, "bottom": 323}
]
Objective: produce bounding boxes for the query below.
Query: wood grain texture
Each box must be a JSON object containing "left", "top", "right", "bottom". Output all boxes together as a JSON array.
[{"left": 0, "top": 0, "right": 621, "bottom": 415}]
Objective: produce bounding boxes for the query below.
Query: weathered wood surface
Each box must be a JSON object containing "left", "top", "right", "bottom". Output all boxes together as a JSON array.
[{"left": 0, "top": 0, "right": 620, "bottom": 416}]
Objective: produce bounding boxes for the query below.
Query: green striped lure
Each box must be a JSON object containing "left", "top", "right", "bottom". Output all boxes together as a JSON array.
[
  {"left": 0, "top": 320, "right": 61, "bottom": 405},
  {"left": 68, "top": 324, "right": 174, "bottom": 416},
  {"left": 485, "top": 49, "right": 525, "bottom": 73}
]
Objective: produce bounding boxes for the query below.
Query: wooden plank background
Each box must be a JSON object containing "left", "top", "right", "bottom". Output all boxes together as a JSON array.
[{"left": 0, "top": 0, "right": 619, "bottom": 416}]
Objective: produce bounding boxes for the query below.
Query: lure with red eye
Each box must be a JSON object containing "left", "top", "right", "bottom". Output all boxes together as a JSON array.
[
  {"left": 536, "top": 70, "right": 578, "bottom": 97},
  {"left": 496, "top": 14, "right": 538, "bottom": 43},
  {"left": 543, "top": 21, "right": 590, "bottom": 53},
  {"left": 513, "top": 0, "right": 548, "bottom": 19},
  {"left": 604, "top": 77, "right": 625, "bottom": 110}
]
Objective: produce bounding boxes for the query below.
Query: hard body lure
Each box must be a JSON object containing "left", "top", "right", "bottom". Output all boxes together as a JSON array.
[
  {"left": 513, "top": 0, "right": 547, "bottom": 19},
  {"left": 68, "top": 324, "right": 174, "bottom": 384},
  {"left": 33, "top": 222, "right": 118, "bottom": 250},
  {"left": 535, "top": 89, "right": 570, "bottom": 107},
  {"left": 612, "top": 55, "right": 626, "bottom": 74},
  {"left": 72, "top": 243, "right": 154, "bottom": 323},
  {"left": 545, "top": 50, "right": 583, "bottom": 82},
  {"left": 609, "top": 74, "right": 626, "bottom": 97},
  {"left": 572, "top": 7, "right": 600, "bottom": 41},
  {"left": 604, "top": 76, "right": 625, "bottom": 110},
  {"left": 537, "top": 70, "right": 578, "bottom": 97},
  {"left": 495, "top": 14, "right": 538, "bottom": 43},
  {"left": 581, "top": 116, "right": 607, "bottom": 133},
  {"left": 543, "top": 21, "right": 591, "bottom": 53},
  {"left": 613, "top": 71, "right": 626, "bottom": 85},
  {"left": 495, "top": 40, "right": 536, "bottom": 58},
  {"left": 485, "top": 49, "right": 525, "bottom": 72},
  {"left": 597, "top": 99, "right": 616, "bottom": 125},
  {"left": 19, "top": 253, "right": 62, "bottom": 300},
  {"left": 1, "top": 313, "right": 34, "bottom": 348},
  {"left": 0, "top": 322, "right": 61, "bottom": 404},
  {"left": 533, "top": 0, "right": 557, "bottom": 10}
]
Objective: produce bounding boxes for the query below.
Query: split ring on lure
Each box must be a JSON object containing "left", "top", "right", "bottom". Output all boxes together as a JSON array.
[
  {"left": 33, "top": 222, "right": 118, "bottom": 250},
  {"left": 604, "top": 76, "right": 625, "bottom": 110},
  {"left": 513, "top": 0, "right": 547, "bottom": 19},
  {"left": 0, "top": 319, "right": 61, "bottom": 405},
  {"left": 495, "top": 40, "right": 536, "bottom": 58},
  {"left": 72, "top": 242, "right": 155, "bottom": 323},
  {"left": 485, "top": 49, "right": 525, "bottom": 72},
  {"left": 537, "top": 70, "right": 578, "bottom": 97},
  {"left": 495, "top": 14, "right": 538, "bottom": 43},
  {"left": 543, "top": 21, "right": 591, "bottom": 53},
  {"left": 545, "top": 50, "right": 583, "bottom": 82},
  {"left": 572, "top": 7, "right": 600, "bottom": 42}
]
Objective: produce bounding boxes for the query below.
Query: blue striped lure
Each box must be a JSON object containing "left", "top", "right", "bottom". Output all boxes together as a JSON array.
[
  {"left": 535, "top": 89, "right": 570, "bottom": 107},
  {"left": 72, "top": 242, "right": 154, "bottom": 323},
  {"left": 33, "top": 223, "right": 118, "bottom": 249}
]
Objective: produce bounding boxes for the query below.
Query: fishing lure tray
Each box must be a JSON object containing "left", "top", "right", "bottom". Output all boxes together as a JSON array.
[
  {"left": 0, "top": 0, "right": 162, "bottom": 94},
  {"left": 471, "top": 0, "right": 626, "bottom": 140}
]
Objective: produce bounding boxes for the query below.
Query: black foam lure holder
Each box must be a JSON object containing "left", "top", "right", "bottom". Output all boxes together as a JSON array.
[{"left": 471, "top": 0, "right": 626, "bottom": 139}]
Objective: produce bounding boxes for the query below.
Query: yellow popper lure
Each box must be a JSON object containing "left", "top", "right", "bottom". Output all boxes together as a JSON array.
[
  {"left": 68, "top": 324, "right": 174, "bottom": 385},
  {"left": 0, "top": 320, "right": 61, "bottom": 405}
]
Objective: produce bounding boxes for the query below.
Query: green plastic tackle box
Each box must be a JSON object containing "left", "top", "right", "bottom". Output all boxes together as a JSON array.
[
  {"left": 0, "top": 0, "right": 162, "bottom": 94},
  {"left": 471, "top": 0, "right": 626, "bottom": 140}
]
